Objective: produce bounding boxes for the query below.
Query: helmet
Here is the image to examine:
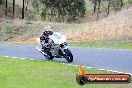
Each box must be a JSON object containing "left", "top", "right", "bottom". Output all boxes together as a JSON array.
[
  {"left": 44, "top": 26, "right": 53, "bottom": 35},
  {"left": 45, "top": 26, "right": 51, "bottom": 32}
]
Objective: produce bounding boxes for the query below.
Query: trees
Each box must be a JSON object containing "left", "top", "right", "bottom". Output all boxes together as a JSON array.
[
  {"left": 120, "top": 0, "right": 123, "bottom": 7},
  {"left": 13, "top": 0, "right": 15, "bottom": 17},
  {"left": 110, "top": 0, "right": 123, "bottom": 11},
  {"left": 5, "top": 0, "right": 7, "bottom": 15},
  {"left": 2, "top": 0, "right": 125, "bottom": 21},
  {"left": 92, "top": 0, "right": 97, "bottom": 13},
  {"left": 32, "top": 0, "right": 40, "bottom": 13},
  {"left": 40, "top": 0, "right": 86, "bottom": 22},
  {"left": 128, "top": 0, "right": 132, "bottom": 4},
  {"left": 0, "top": 0, "right": 4, "bottom": 4},
  {"left": 90, "top": 0, "right": 124, "bottom": 19},
  {"left": 91, "top": 0, "right": 102, "bottom": 19},
  {"left": 107, "top": 0, "right": 111, "bottom": 15},
  {"left": 22, "top": 0, "right": 24, "bottom": 19},
  {"left": 4, "top": 0, "right": 15, "bottom": 17},
  {"left": 97, "top": 0, "right": 101, "bottom": 19}
]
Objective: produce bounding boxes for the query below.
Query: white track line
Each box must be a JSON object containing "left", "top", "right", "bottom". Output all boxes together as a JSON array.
[
  {"left": 2, "top": 55, "right": 132, "bottom": 75},
  {"left": 29, "top": 59, "right": 34, "bottom": 60},
  {"left": 106, "top": 70, "right": 113, "bottom": 71},
  {"left": 86, "top": 67, "right": 92, "bottom": 69},
  {"left": 99, "top": 69, "right": 106, "bottom": 71},
  {"left": 117, "top": 71, "right": 124, "bottom": 73},
  {"left": 20, "top": 58, "right": 26, "bottom": 60},
  {"left": 74, "top": 64, "right": 78, "bottom": 67},
  {"left": 4, "top": 56, "right": 9, "bottom": 58},
  {"left": 82, "top": 65, "right": 86, "bottom": 68},
  {"left": 125, "top": 73, "right": 131, "bottom": 75},
  {"left": 61, "top": 63, "right": 66, "bottom": 65},
  {"left": 3, "top": 56, "right": 26, "bottom": 60},
  {"left": 67, "top": 64, "right": 72, "bottom": 66},
  {"left": 12, "top": 57, "right": 17, "bottom": 59}
]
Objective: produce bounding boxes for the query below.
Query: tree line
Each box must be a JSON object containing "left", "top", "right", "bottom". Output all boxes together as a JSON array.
[
  {"left": 2, "top": 0, "right": 24, "bottom": 19},
  {"left": 1, "top": 0, "right": 126, "bottom": 22},
  {"left": 91, "top": 0, "right": 124, "bottom": 19},
  {"left": 2, "top": 0, "right": 86, "bottom": 22},
  {"left": 40, "top": 0, "right": 86, "bottom": 22}
]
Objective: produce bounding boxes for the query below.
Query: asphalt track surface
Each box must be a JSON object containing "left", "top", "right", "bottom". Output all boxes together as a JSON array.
[{"left": 0, "top": 44, "right": 132, "bottom": 74}]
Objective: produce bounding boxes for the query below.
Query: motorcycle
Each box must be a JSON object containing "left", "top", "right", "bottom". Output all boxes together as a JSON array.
[{"left": 36, "top": 32, "right": 73, "bottom": 62}]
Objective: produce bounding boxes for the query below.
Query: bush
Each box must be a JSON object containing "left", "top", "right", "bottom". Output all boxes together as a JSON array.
[
  {"left": 128, "top": 0, "right": 132, "bottom": 4},
  {"left": 110, "top": 0, "right": 122, "bottom": 11}
]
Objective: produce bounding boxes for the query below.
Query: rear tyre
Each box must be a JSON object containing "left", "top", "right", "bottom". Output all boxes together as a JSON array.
[{"left": 64, "top": 49, "right": 73, "bottom": 62}]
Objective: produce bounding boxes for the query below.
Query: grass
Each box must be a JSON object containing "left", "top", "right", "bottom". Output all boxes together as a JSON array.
[
  {"left": 68, "top": 41, "right": 132, "bottom": 50},
  {"left": 0, "top": 56, "right": 131, "bottom": 88},
  {"left": 1, "top": 40, "right": 132, "bottom": 50}
]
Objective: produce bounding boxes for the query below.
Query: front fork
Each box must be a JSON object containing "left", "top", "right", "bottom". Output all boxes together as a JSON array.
[{"left": 60, "top": 46, "right": 68, "bottom": 56}]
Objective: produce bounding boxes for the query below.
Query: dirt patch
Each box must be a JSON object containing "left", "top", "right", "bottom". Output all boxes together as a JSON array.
[{"left": 23, "top": 37, "right": 38, "bottom": 44}]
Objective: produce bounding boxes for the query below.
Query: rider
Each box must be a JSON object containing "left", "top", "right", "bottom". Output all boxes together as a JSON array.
[{"left": 40, "top": 26, "right": 53, "bottom": 51}]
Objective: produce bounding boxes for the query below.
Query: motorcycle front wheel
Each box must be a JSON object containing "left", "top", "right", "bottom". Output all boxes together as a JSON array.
[{"left": 64, "top": 49, "right": 73, "bottom": 62}]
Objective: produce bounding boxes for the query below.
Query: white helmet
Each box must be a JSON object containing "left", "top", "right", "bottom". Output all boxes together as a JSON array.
[
  {"left": 45, "top": 26, "right": 52, "bottom": 32},
  {"left": 44, "top": 26, "right": 53, "bottom": 35}
]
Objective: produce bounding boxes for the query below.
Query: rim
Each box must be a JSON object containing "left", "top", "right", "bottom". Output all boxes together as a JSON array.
[{"left": 66, "top": 55, "right": 71, "bottom": 62}]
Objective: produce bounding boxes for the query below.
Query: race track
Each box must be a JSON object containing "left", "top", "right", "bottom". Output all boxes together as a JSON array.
[{"left": 0, "top": 44, "right": 132, "bottom": 74}]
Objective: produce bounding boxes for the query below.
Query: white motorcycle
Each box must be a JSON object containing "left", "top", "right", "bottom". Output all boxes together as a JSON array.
[{"left": 37, "top": 32, "right": 73, "bottom": 62}]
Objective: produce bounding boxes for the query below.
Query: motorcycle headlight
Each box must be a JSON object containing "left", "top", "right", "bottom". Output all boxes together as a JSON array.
[
  {"left": 60, "top": 42, "right": 67, "bottom": 48},
  {"left": 64, "top": 42, "right": 67, "bottom": 46}
]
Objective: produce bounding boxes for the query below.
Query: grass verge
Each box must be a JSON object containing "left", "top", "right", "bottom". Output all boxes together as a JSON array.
[
  {"left": 0, "top": 56, "right": 131, "bottom": 88},
  {"left": 0, "top": 41, "right": 132, "bottom": 50},
  {"left": 68, "top": 41, "right": 132, "bottom": 50}
]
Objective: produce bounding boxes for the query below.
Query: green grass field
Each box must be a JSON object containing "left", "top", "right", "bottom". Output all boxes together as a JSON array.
[
  {"left": 0, "top": 57, "right": 131, "bottom": 88},
  {"left": 68, "top": 41, "right": 132, "bottom": 50}
]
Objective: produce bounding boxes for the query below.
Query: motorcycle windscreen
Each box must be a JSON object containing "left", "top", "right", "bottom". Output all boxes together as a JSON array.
[{"left": 49, "top": 32, "right": 66, "bottom": 44}]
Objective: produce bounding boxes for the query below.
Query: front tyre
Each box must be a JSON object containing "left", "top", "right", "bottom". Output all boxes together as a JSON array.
[{"left": 64, "top": 49, "right": 73, "bottom": 62}]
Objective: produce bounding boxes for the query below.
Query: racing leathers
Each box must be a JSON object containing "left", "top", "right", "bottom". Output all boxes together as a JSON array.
[{"left": 40, "top": 32, "right": 52, "bottom": 51}]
